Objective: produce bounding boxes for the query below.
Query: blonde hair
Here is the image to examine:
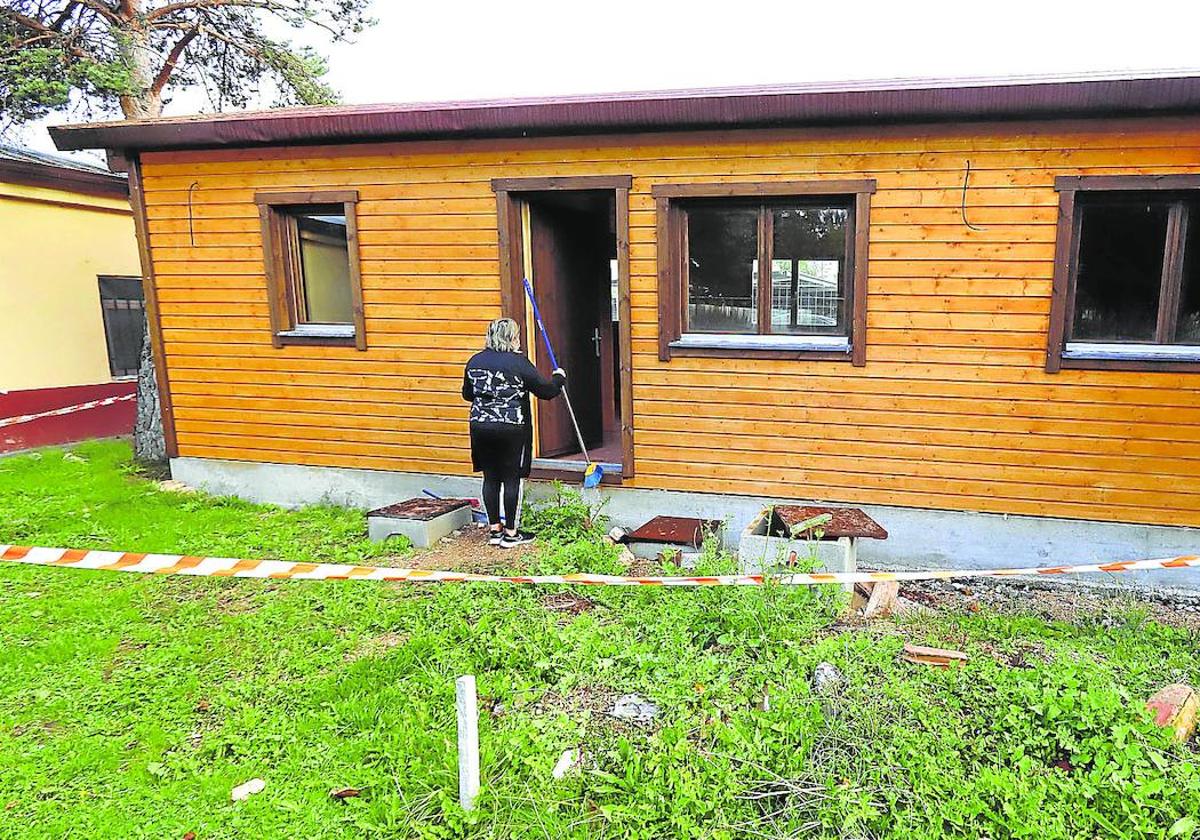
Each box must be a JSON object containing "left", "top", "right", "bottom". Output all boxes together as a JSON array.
[{"left": 485, "top": 317, "right": 521, "bottom": 352}]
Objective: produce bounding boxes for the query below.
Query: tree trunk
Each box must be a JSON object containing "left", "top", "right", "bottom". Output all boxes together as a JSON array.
[
  {"left": 120, "top": 2, "right": 169, "bottom": 465},
  {"left": 132, "top": 313, "right": 166, "bottom": 464}
]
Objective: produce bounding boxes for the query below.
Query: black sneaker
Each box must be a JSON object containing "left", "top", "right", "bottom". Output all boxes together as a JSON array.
[
  {"left": 499, "top": 530, "right": 536, "bottom": 549},
  {"left": 487, "top": 529, "right": 504, "bottom": 546}
]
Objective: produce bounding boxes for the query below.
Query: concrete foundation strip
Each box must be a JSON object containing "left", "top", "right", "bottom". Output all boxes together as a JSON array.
[
  {"left": 0, "top": 393, "right": 136, "bottom": 429},
  {"left": 0, "top": 545, "right": 1197, "bottom": 586}
]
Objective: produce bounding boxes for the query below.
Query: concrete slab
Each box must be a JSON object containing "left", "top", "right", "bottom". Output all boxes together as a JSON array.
[{"left": 739, "top": 517, "right": 859, "bottom": 575}]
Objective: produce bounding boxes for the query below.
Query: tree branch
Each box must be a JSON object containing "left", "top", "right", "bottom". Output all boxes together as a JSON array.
[
  {"left": 147, "top": 0, "right": 297, "bottom": 21},
  {"left": 47, "top": 2, "right": 80, "bottom": 31},
  {"left": 74, "top": 0, "right": 125, "bottom": 26},
  {"left": 3, "top": 7, "right": 94, "bottom": 57},
  {"left": 2, "top": 8, "right": 56, "bottom": 36},
  {"left": 149, "top": 22, "right": 199, "bottom": 96},
  {"left": 144, "top": 0, "right": 345, "bottom": 39}
]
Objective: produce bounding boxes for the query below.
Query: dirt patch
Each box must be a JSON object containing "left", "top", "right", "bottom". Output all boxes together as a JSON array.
[
  {"left": 541, "top": 592, "right": 595, "bottom": 616},
  {"left": 102, "top": 638, "right": 149, "bottom": 681},
  {"left": 529, "top": 685, "right": 616, "bottom": 717},
  {"left": 214, "top": 582, "right": 273, "bottom": 614},
  {"left": 127, "top": 458, "right": 171, "bottom": 483},
  {"left": 380, "top": 525, "right": 540, "bottom": 574},
  {"left": 184, "top": 699, "right": 221, "bottom": 750},
  {"left": 344, "top": 631, "right": 408, "bottom": 663},
  {"left": 10, "top": 720, "right": 62, "bottom": 739},
  {"left": 521, "top": 685, "right": 660, "bottom": 734},
  {"left": 619, "top": 552, "right": 662, "bottom": 577},
  {"left": 978, "top": 639, "right": 1051, "bottom": 669}
]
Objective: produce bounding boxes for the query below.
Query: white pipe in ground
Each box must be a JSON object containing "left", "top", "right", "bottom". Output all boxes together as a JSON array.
[{"left": 455, "top": 674, "right": 480, "bottom": 811}]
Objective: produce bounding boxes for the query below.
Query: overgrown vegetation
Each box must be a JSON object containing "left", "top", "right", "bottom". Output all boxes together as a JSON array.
[{"left": 0, "top": 441, "right": 1197, "bottom": 838}]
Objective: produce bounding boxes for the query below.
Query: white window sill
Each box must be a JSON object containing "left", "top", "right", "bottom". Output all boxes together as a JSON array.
[
  {"left": 671, "top": 334, "right": 850, "bottom": 353},
  {"left": 278, "top": 324, "right": 356, "bottom": 339},
  {"left": 1063, "top": 342, "right": 1200, "bottom": 363}
]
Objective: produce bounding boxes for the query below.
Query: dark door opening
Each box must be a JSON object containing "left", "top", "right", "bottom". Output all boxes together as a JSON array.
[{"left": 524, "top": 190, "right": 622, "bottom": 465}]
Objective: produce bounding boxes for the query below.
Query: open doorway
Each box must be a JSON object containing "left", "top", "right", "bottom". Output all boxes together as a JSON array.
[
  {"left": 492, "top": 176, "right": 633, "bottom": 477},
  {"left": 525, "top": 190, "right": 620, "bottom": 465}
]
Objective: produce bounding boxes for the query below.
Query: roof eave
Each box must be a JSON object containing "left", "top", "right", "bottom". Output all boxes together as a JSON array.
[
  {"left": 49, "top": 74, "right": 1200, "bottom": 154},
  {"left": 0, "top": 157, "right": 129, "bottom": 198}
]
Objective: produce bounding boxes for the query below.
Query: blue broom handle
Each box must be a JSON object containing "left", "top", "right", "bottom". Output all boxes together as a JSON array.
[{"left": 522, "top": 276, "right": 560, "bottom": 371}]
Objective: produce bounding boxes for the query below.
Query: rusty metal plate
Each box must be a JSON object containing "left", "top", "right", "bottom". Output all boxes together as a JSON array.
[
  {"left": 368, "top": 498, "right": 470, "bottom": 521},
  {"left": 772, "top": 505, "right": 888, "bottom": 540},
  {"left": 626, "top": 516, "right": 723, "bottom": 548}
]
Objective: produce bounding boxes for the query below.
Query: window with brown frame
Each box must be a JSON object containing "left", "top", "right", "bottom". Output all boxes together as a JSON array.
[
  {"left": 1048, "top": 175, "right": 1200, "bottom": 372},
  {"left": 255, "top": 190, "right": 366, "bottom": 349},
  {"left": 653, "top": 181, "right": 874, "bottom": 364}
]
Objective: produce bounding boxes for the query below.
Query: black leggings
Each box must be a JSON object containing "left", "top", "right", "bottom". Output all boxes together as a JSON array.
[
  {"left": 482, "top": 469, "right": 522, "bottom": 531},
  {"left": 470, "top": 423, "right": 526, "bottom": 531}
]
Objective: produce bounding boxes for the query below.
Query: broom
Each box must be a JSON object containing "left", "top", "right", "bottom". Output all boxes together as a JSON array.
[{"left": 522, "top": 277, "right": 604, "bottom": 488}]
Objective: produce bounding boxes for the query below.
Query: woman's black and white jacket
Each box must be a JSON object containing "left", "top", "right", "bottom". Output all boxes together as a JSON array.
[{"left": 461, "top": 348, "right": 565, "bottom": 474}]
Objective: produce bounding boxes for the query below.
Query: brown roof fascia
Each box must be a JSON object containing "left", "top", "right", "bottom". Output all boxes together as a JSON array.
[
  {"left": 48, "top": 72, "right": 1200, "bottom": 154},
  {"left": 0, "top": 157, "right": 129, "bottom": 198}
]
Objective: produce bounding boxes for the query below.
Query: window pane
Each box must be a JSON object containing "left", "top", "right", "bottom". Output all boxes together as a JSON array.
[
  {"left": 98, "top": 276, "right": 146, "bottom": 378},
  {"left": 1072, "top": 201, "right": 1168, "bottom": 342},
  {"left": 610, "top": 258, "right": 619, "bottom": 322},
  {"left": 294, "top": 208, "right": 353, "bottom": 324},
  {"left": 685, "top": 206, "right": 758, "bottom": 333},
  {"left": 771, "top": 205, "right": 848, "bottom": 334},
  {"left": 1178, "top": 204, "right": 1200, "bottom": 344}
]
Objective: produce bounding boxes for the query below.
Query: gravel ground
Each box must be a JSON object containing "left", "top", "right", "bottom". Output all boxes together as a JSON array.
[{"left": 900, "top": 576, "right": 1200, "bottom": 632}]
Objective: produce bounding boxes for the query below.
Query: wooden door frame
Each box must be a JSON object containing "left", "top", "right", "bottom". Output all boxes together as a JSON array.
[{"left": 492, "top": 175, "right": 635, "bottom": 477}]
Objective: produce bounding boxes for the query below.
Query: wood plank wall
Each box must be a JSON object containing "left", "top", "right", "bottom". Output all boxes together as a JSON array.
[{"left": 138, "top": 116, "right": 1200, "bottom": 528}]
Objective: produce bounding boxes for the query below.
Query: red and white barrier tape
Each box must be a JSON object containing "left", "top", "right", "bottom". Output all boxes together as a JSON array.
[
  {"left": 0, "top": 393, "right": 135, "bottom": 429},
  {"left": 0, "top": 545, "right": 1196, "bottom": 586}
]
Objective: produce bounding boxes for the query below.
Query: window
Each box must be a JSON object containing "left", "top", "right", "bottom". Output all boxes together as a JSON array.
[
  {"left": 653, "top": 181, "right": 874, "bottom": 363},
  {"left": 255, "top": 190, "right": 366, "bottom": 349},
  {"left": 98, "top": 275, "right": 145, "bottom": 378},
  {"left": 1048, "top": 175, "right": 1200, "bottom": 371}
]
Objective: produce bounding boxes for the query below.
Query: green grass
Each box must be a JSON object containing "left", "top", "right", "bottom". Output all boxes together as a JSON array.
[{"left": 0, "top": 440, "right": 1197, "bottom": 839}]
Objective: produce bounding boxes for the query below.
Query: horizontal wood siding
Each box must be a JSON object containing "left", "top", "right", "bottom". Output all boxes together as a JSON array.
[{"left": 139, "top": 116, "right": 1200, "bottom": 527}]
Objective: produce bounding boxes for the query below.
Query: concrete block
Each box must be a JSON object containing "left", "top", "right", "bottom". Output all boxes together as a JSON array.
[
  {"left": 738, "top": 509, "right": 857, "bottom": 575},
  {"left": 367, "top": 499, "right": 472, "bottom": 548}
]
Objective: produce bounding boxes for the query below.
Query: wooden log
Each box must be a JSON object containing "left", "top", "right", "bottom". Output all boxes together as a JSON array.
[{"left": 900, "top": 643, "right": 969, "bottom": 668}]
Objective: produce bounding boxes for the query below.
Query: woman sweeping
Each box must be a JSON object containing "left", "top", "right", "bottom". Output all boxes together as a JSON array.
[{"left": 462, "top": 318, "right": 565, "bottom": 547}]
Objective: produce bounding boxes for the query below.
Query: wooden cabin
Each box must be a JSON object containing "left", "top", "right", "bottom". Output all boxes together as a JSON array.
[{"left": 51, "top": 73, "right": 1200, "bottom": 566}]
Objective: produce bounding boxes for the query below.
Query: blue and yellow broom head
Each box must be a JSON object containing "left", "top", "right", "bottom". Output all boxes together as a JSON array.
[{"left": 582, "top": 462, "right": 604, "bottom": 489}]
